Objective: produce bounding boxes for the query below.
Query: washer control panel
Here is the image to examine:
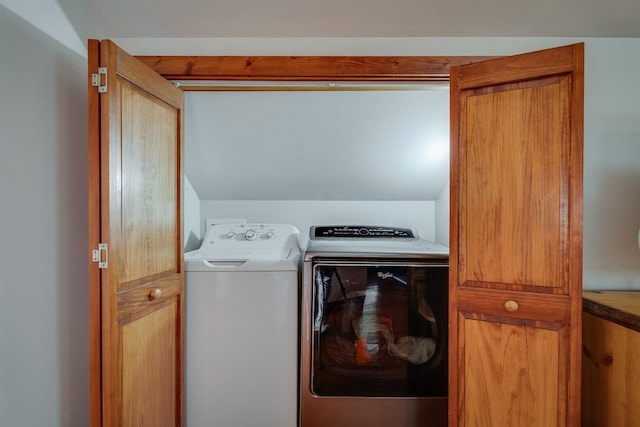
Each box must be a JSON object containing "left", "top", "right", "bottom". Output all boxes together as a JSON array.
[
  {"left": 198, "top": 223, "right": 301, "bottom": 251},
  {"left": 219, "top": 224, "right": 278, "bottom": 241},
  {"left": 224, "top": 224, "right": 276, "bottom": 241}
]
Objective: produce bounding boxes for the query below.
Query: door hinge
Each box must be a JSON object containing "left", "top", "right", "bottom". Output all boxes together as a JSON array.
[
  {"left": 91, "top": 67, "right": 108, "bottom": 93},
  {"left": 92, "top": 243, "right": 108, "bottom": 268}
]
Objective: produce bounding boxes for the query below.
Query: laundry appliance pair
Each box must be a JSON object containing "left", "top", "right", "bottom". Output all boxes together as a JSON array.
[{"left": 184, "top": 223, "right": 449, "bottom": 427}]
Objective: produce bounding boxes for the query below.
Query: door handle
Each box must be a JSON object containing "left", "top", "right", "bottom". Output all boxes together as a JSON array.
[
  {"left": 148, "top": 288, "right": 162, "bottom": 301},
  {"left": 504, "top": 300, "right": 519, "bottom": 312}
]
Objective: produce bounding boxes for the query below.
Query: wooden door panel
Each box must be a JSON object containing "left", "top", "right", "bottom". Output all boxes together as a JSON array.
[
  {"left": 449, "top": 43, "right": 583, "bottom": 427},
  {"left": 89, "top": 39, "right": 184, "bottom": 427},
  {"left": 460, "top": 76, "right": 569, "bottom": 291},
  {"left": 120, "top": 77, "right": 179, "bottom": 290},
  {"left": 459, "top": 315, "right": 564, "bottom": 427},
  {"left": 122, "top": 301, "right": 177, "bottom": 427}
]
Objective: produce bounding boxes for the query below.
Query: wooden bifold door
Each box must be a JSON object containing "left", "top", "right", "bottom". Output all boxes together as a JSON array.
[
  {"left": 449, "top": 43, "right": 583, "bottom": 426},
  {"left": 88, "top": 39, "right": 185, "bottom": 427}
]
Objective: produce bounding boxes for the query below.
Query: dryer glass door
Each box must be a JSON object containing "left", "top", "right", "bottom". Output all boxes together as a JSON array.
[{"left": 311, "top": 261, "right": 448, "bottom": 397}]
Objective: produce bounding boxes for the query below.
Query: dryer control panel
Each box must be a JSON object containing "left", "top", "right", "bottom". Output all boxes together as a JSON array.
[{"left": 310, "top": 225, "right": 417, "bottom": 240}]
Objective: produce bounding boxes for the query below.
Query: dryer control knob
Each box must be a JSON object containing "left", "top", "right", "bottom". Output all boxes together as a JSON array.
[{"left": 245, "top": 229, "right": 257, "bottom": 240}]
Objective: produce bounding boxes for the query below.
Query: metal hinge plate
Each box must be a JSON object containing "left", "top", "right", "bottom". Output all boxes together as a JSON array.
[
  {"left": 91, "top": 67, "right": 108, "bottom": 93},
  {"left": 92, "top": 243, "right": 108, "bottom": 268}
]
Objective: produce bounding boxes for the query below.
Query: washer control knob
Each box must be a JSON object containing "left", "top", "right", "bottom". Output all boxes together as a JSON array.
[
  {"left": 226, "top": 231, "right": 235, "bottom": 239},
  {"left": 245, "top": 229, "right": 257, "bottom": 240},
  {"left": 265, "top": 231, "right": 275, "bottom": 239}
]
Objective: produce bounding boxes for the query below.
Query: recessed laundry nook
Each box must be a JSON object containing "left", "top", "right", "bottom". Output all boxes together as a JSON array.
[
  {"left": 180, "top": 81, "right": 452, "bottom": 426},
  {"left": 85, "top": 43, "right": 588, "bottom": 426}
]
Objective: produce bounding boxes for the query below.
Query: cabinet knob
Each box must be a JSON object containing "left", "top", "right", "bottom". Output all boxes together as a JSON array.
[
  {"left": 504, "top": 300, "right": 519, "bottom": 312},
  {"left": 149, "top": 288, "right": 162, "bottom": 300}
]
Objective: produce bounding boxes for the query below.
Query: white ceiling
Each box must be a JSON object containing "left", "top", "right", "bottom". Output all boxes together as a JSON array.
[{"left": 83, "top": 0, "right": 640, "bottom": 38}]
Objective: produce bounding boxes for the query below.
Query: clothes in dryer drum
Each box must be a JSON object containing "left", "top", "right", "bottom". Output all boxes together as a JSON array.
[{"left": 311, "top": 260, "right": 448, "bottom": 398}]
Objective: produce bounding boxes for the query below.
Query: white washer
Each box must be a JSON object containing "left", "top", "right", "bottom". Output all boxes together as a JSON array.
[{"left": 184, "top": 223, "right": 300, "bottom": 427}]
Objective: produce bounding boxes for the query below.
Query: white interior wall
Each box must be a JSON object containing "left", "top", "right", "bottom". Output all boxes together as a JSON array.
[
  {"left": 0, "top": 6, "right": 89, "bottom": 427},
  {"left": 109, "top": 36, "right": 594, "bottom": 56},
  {"left": 184, "top": 175, "right": 201, "bottom": 251},
  {"left": 434, "top": 180, "right": 450, "bottom": 246},
  {"left": 581, "top": 39, "right": 640, "bottom": 290},
  {"left": 0, "top": 0, "right": 87, "bottom": 56}
]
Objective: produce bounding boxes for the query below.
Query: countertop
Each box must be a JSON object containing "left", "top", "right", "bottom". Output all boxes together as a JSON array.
[{"left": 583, "top": 291, "right": 640, "bottom": 333}]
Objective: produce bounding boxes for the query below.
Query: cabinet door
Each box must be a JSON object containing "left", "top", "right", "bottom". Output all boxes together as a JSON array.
[
  {"left": 449, "top": 43, "right": 583, "bottom": 426},
  {"left": 88, "top": 39, "right": 185, "bottom": 426}
]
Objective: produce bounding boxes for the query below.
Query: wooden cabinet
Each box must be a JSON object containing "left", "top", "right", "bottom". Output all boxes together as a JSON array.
[
  {"left": 582, "top": 291, "right": 640, "bottom": 426},
  {"left": 449, "top": 44, "right": 584, "bottom": 426}
]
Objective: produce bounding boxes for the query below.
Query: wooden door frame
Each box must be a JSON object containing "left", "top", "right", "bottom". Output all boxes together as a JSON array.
[
  {"left": 134, "top": 55, "right": 495, "bottom": 82},
  {"left": 88, "top": 39, "right": 102, "bottom": 427}
]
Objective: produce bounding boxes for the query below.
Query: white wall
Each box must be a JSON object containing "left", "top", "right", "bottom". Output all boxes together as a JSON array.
[
  {"left": 581, "top": 39, "right": 640, "bottom": 290},
  {"left": 184, "top": 175, "right": 202, "bottom": 251},
  {"left": 0, "top": 6, "right": 89, "bottom": 426},
  {"left": 434, "top": 180, "right": 450, "bottom": 247}
]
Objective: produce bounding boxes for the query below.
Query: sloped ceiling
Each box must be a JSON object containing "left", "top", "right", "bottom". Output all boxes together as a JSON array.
[
  {"left": 82, "top": 0, "right": 640, "bottom": 38},
  {"left": 184, "top": 85, "right": 450, "bottom": 201}
]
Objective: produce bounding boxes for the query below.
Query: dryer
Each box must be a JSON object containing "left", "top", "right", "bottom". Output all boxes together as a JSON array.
[
  {"left": 184, "top": 223, "right": 300, "bottom": 427},
  {"left": 300, "top": 225, "right": 449, "bottom": 427}
]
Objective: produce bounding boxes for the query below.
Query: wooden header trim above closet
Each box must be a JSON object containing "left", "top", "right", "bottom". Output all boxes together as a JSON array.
[{"left": 134, "top": 56, "right": 496, "bottom": 81}]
